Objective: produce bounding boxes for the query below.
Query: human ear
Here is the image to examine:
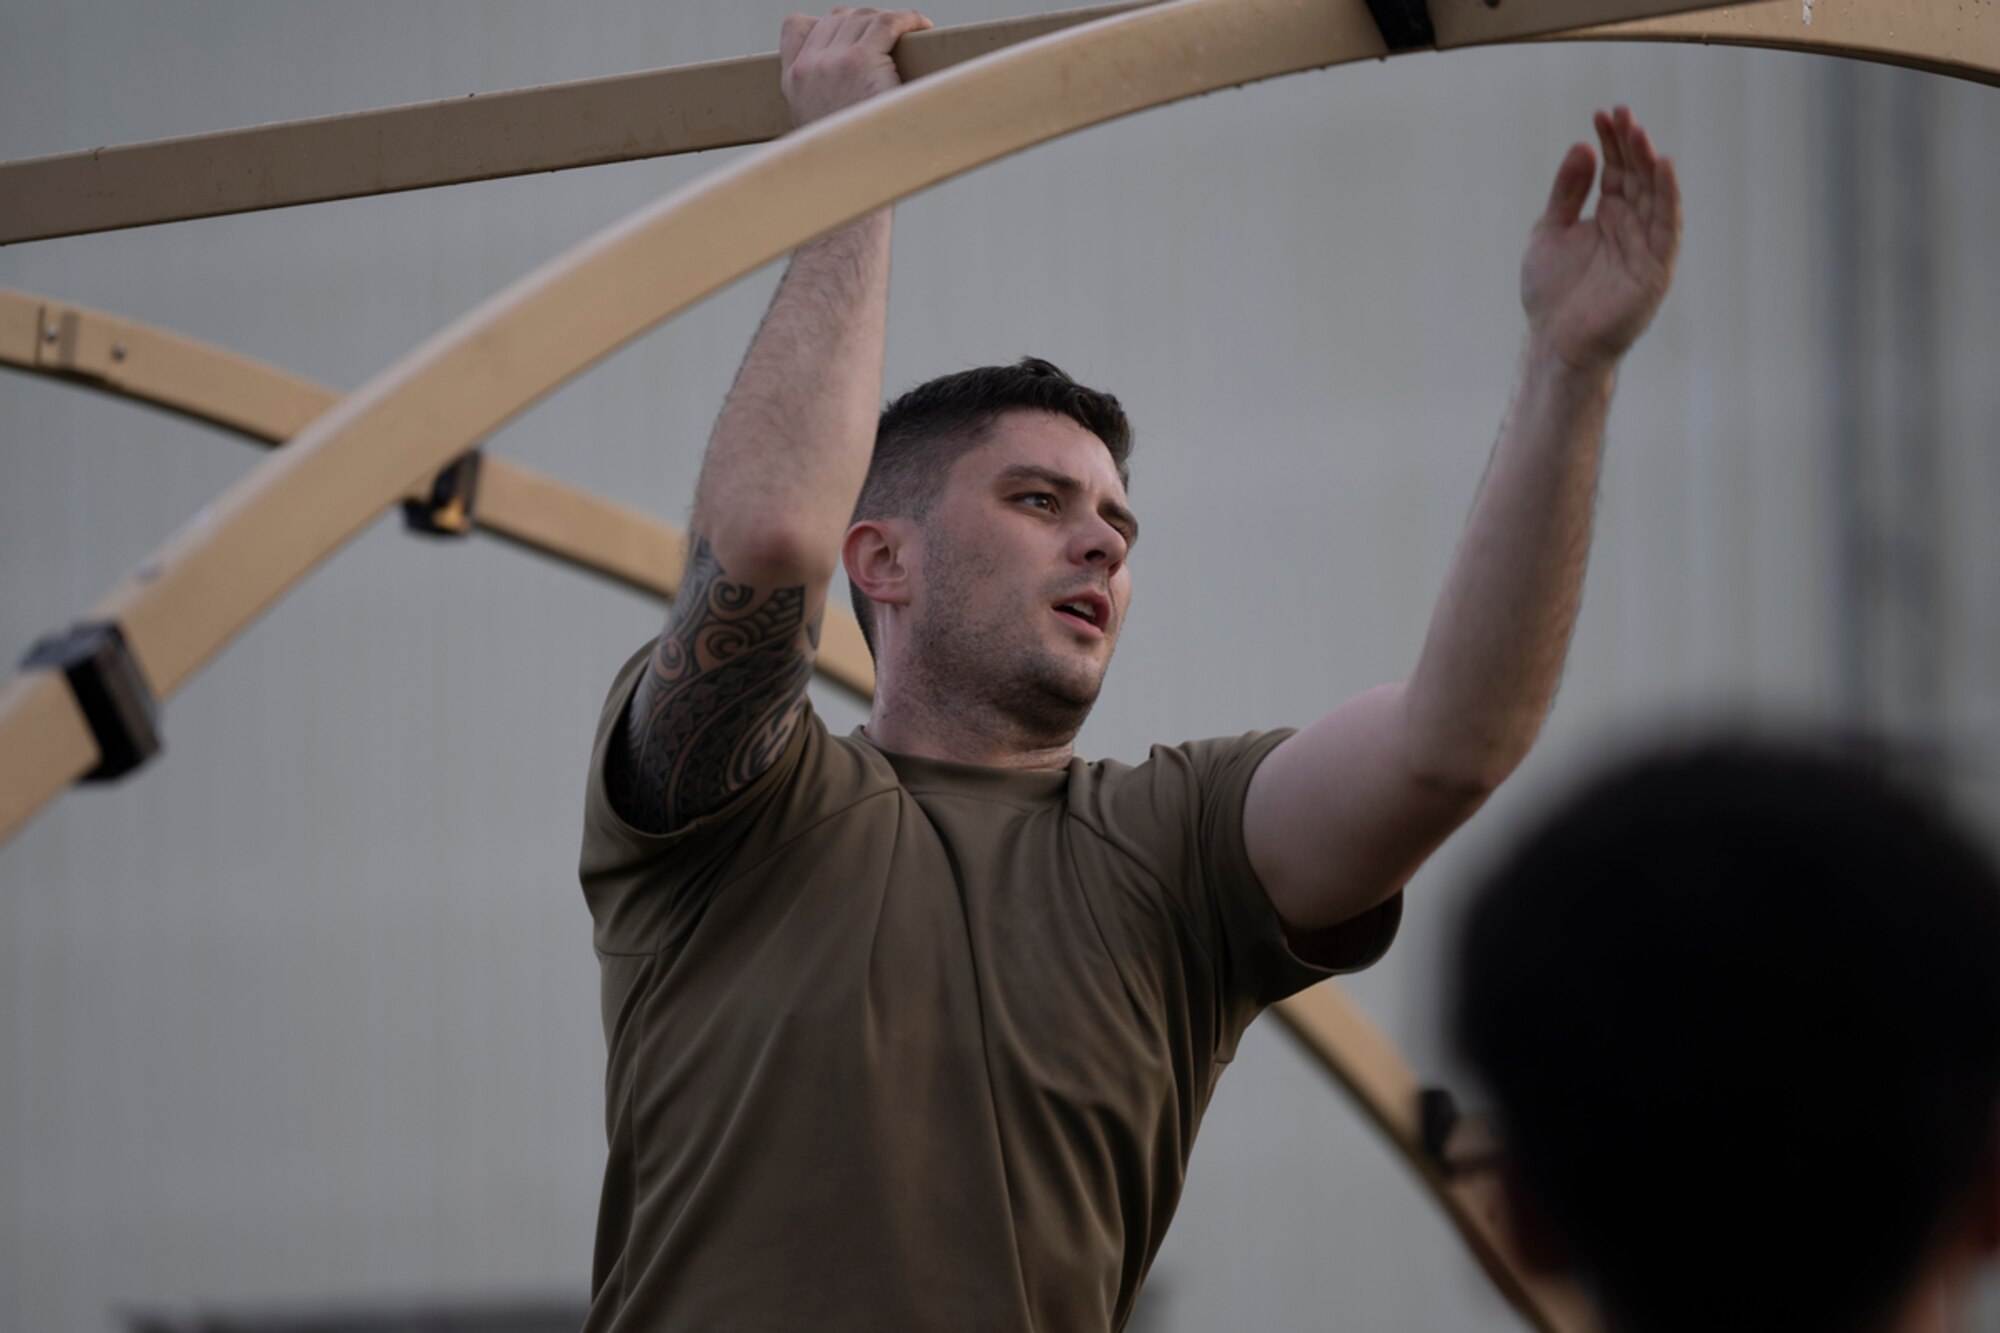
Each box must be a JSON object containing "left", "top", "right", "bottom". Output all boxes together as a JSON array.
[{"left": 841, "top": 520, "right": 913, "bottom": 611}]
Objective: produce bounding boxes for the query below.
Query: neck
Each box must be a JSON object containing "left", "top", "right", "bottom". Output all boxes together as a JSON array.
[{"left": 866, "top": 667, "right": 1077, "bottom": 772}]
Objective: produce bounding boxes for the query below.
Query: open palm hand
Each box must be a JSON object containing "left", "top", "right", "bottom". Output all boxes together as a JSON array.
[{"left": 1521, "top": 106, "right": 1682, "bottom": 373}]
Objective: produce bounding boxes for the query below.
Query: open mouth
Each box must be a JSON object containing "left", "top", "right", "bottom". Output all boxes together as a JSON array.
[{"left": 1052, "top": 597, "right": 1106, "bottom": 634}]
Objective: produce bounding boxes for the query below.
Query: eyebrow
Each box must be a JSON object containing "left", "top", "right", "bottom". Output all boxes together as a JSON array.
[{"left": 994, "top": 463, "right": 1141, "bottom": 545}]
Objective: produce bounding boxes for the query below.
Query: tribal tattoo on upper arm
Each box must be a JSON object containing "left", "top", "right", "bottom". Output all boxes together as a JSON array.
[{"left": 606, "top": 536, "right": 821, "bottom": 835}]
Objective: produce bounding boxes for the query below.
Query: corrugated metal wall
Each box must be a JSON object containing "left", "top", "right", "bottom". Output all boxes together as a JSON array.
[{"left": 3, "top": 3, "right": 1997, "bottom": 1329}]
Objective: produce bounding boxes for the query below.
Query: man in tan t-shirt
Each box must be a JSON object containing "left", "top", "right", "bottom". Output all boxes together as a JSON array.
[{"left": 579, "top": 8, "right": 1683, "bottom": 1330}]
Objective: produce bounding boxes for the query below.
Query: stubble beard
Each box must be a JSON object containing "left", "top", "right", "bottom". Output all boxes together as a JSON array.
[{"left": 909, "top": 532, "right": 1108, "bottom": 749}]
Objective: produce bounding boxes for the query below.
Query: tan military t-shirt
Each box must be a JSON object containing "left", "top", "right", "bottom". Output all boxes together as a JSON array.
[{"left": 578, "top": 643, "right": 1401, "bottom": 1333}]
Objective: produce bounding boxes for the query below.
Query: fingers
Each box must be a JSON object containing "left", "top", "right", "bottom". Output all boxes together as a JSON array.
[
  {"left": 781, "top": 14, "right": 815, "bottom": 70},
  {"left": 779, "top": 8, "right": 933, "bottom": 124},
  {"left": 1593, "top": 108, "right": 1626, "bottom": 205},
  {"left": 1624, "top": 112, "right": 1681, "bottom": 247},
  {"left": 1651, "top": 154, "right": 1684, "bottom": 267},
  {"left": 792, "top": 7, "right": 929, "bottom": 59},
  {"left": 1603, "top": 105, "right": 1682, "bottom": 265},
  {"left": 1625, "top": 115, "right": 1664, "bottom": 236},
  {"left": 827, "top": 8, "right": 883, "bottom": 49},
  {"left": 802, "top": 7, "right": 858, "bottom": 58},
  {"left": 871, "top": 8, "right": 935, "bottom": 46},
  {"left": 1624, "top": 117, "right": 1658, "bottom": 179},
  {"left": 1543, "top": 142, "right": 1597, "bottom": 228}
]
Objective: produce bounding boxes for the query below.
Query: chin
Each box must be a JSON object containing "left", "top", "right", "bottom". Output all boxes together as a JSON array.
[
  {"left": 916, "top": 615, "right": 1110, "bottom": 738},
  {"left": 1008, "top": 655, "right": 1106, "bottom": 733}
]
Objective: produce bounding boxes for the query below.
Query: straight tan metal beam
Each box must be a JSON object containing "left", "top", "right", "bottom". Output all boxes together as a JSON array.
[
  {"left": 2, "top": 288, "right": 1580, "bottom": 1326},
  {"left": 0, "top": 287, "right": 877, "bottom": 696},
  {"left": 1549, "top": 0, "right": 2000, "bottom": 89},
  {"left": 4, "top": 0, "right": 1962, "bottom": 246},
  {"left": 0, "top": 2, "right": 1156, "bottom": 246}
]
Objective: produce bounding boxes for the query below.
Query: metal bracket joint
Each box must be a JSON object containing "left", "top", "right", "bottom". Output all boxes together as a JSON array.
[{"left": 402, "top": 449, "right": 483, "bottom": 537}]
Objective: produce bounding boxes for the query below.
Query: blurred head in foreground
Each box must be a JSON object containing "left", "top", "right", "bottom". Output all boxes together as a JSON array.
[{"left": 1452, "top": 739, "right": 2000, "bottom": 1333}]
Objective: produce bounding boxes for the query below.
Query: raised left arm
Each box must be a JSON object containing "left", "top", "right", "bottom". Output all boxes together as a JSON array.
[{"left": 1246, "top": 107, "right": 1682, "bottom": 935}]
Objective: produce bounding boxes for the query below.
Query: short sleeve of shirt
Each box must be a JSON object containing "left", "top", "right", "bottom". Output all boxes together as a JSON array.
[
  {"left": 1080, "top": 730, "right": 1403, "bottom": 1060},
  {"left": 576, "top": 640, "right": 872, "bottom": 957}
]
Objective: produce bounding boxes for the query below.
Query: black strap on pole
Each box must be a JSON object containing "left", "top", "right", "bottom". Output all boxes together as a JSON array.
[
  {"left": 1363, "top": 0, "right": 1436, "bottom": 50},
  {"left": 22, "top": 621, "right": 162, "bottom": 781}
]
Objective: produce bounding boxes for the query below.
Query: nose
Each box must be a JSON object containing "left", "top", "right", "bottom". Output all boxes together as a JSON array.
[{"left": 1076, "top": 512, "right": 1128, "bottom": 571}]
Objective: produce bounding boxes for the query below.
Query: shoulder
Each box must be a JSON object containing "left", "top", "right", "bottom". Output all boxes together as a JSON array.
[
  {"left": 584, "top": 645, "right": 890, "bottom": 872},
  {"left": 1068, "top": 730, "right": 1296, "bottom": 835}
]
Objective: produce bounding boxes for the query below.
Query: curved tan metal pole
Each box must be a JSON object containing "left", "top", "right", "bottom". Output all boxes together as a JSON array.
[
  {"left": 0, "top": 289, "right": 876, "bottom": 696},
  {"left": 0, "top": 290, "right": 1588, "bottom": 1332},
  {"left": 3, "top": 0, "right": 1928, "bottom": 244},
  {"left": 2, "top": 288, "right": 332, "bottom": 436},
  {"left": 0, "top": 0, "right": 1290, "bottom": 836},
  {"left": 1, "top": 0, "right": 1734, "bottom": 825},
  {"left": 0, "top": 675, "right": 98, "bottom": 841},
  {"left": 1276, "top": 985, "right": 1596, "bottom": 1332}
]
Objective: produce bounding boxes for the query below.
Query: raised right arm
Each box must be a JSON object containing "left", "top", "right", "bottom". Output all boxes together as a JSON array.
[{"left": 605, "top": 8, "right": 931, "bottom": 835}]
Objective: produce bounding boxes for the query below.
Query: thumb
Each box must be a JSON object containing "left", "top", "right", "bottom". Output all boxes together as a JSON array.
[{"left": 1541, "top": 143, "right": 1596, "bottom": 229}]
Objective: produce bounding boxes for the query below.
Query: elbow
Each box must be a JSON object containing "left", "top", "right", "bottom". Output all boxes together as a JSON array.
[
  {"left": 1409, "top": 757, "right": 1509, "bottom": 807},
  {"left": 1400, "top": 679, "right": 1549, "bottom": 800},
  {"left": 1407, "top": 719, "right": 1541, "bottom": 802},
  {"left": 699, "top": 521, "right": 839, "bottom": 588}
]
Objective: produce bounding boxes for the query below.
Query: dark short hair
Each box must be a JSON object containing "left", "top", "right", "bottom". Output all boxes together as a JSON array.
[
  {"left": 847, "top": 357, "right": 1132, "bottom": 658},
  {"left": 1452, "top": 739, "right": 2000, "bottom": 1333}
]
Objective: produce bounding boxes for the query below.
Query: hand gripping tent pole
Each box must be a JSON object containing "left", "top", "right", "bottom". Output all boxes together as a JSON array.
[
  {"left": 0, "top": 0, "right": 1993, "bottom": 244},
  {"left": 0, "top": 288, "right": 1588, "bottom": 1331}
]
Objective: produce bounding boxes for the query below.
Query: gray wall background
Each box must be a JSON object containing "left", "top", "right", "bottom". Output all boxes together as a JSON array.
[{"left": 3, "top": 2, "right": 1999, "bottom": 1329}]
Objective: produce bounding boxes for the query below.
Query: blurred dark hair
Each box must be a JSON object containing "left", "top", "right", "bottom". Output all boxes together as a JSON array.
[
  {"left": 1452, "top": 738, "right": 2000, "bottom": 1333},
  {"left": 848, "top": 357, "right": 1131, "bottom": 658}
]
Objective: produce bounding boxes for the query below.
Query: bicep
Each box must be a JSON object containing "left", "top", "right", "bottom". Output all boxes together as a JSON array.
[
  {"left": 1243, "top": 683, "right": 1492, "bottom": 933},
  {"left": 606, "top": 535, "right": 826, "bottom": 835}
]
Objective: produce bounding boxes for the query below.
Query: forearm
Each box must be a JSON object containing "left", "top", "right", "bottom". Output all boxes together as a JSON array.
[
  {"left": 1403, "top": 336, "right": 1616, "bottom": 788},
  {"left": 690, "top": 208, "right": 894, "bottom": 583},
  {"left": 1244, "top": 110, "right": 1676, "bottom": 930}
]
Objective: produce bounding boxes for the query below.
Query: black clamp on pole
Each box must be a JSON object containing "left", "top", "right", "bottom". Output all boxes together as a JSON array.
[
  {"left": 1418, "top": 1085, "right": 1505, "bottom": 1179},
  {"left": 1419, "top": 1086, "right": 1461, "bottom": 1166},
  {"left": 21, "top": 621, "right": 162, "bottom": 781},
  {"left": 1363, "top": 0, "right": 1436, "bottom": 51},
  {"left": 402, "top": 449, "right": 483, "bottom": 537}
]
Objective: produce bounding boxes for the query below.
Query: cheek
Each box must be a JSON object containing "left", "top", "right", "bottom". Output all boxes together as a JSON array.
[
  {"left": 978, "top": 528, "right": 1044, "bottom": 587},
  {"left": 925, "top": 539, "right": 1006, "bottom": 611}
]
